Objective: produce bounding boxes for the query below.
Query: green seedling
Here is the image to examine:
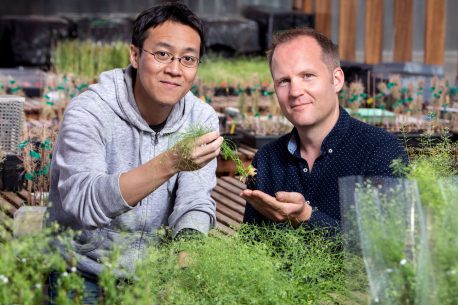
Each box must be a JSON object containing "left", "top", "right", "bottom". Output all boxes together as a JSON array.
[{"left": 173, "top": 125, "right": 256, "bottom": 182}]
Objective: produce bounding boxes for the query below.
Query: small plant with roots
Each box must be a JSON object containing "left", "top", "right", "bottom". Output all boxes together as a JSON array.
[{"left": 172, "top": 125, "right": 256, "bottom": 182}]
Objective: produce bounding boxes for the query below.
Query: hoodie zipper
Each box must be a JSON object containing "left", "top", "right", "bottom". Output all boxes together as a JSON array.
[{"left": 138, "top": 131, "right": 159, "bottom": 253}]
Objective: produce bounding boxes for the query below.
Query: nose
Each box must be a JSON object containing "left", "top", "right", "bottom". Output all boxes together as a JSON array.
[
  {"left": 289, "top": 79, "right": 304, "bottom": 97},
  {"left": 164, "top": 58, "right": 182, "bottom": 76}
]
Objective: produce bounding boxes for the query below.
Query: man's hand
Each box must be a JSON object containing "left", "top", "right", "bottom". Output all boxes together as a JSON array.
[
  {"left": 170, "top": 131, "right": 223, "bottom": 172},
  {"left": 240, "top": 190, "right": 312, "bottom": 227}
]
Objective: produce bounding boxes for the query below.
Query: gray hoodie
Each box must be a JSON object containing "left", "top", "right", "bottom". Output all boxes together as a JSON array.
[{"left": 48, "top": 66, "right": 218, "bottom": 277}]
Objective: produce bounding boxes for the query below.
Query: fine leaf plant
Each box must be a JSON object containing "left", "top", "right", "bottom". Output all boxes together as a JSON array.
[{"left": 171, "top": 125, "right": 256, "bottom": 182}]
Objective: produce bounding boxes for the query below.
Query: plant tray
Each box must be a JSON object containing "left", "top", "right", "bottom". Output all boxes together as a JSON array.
[
  {"left": 240, "top": 129, "right": 281, "bottom": 149},
  {"left": 0, "top": 154, "right": 24, "bottom": 191}
]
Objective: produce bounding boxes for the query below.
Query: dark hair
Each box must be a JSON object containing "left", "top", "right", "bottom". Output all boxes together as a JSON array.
[
  {"left": 132, "top": 2, "right": 205, "bottom": 57},
  {"left": 267, "top": 27, "right": 340, "bottom": 72}
]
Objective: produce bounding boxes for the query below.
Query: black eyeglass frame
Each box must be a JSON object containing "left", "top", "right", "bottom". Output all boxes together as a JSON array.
[{"left": 139, "top": 48, "right": 201, "bottom": 68}]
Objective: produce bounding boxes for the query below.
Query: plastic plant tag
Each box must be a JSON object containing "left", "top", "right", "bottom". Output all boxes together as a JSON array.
[
  {"left": 339, "top": 176, "right": 428, "bottom": 305},
  {"left": 13, "top": 205, "right": 47, "bottom": 238}
]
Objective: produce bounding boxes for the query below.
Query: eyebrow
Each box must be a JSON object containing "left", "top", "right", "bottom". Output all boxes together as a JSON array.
[{"left": 154, "top": 42, "right": 199, "bottom": 55}]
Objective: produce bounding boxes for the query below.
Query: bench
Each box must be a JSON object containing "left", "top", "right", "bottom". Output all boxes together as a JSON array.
[
  {"left": 211, "top": 176, "right": 246, "bottom": 235},
  {"left": 0, "top": 177, "right": 247, "bottom": 237},
  {"left": 0, "top": 190, "right": 27, "bottom": 237}
]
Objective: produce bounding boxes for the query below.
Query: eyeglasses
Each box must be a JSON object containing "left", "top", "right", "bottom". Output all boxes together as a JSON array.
[{"left": 139, "top": 48, "right": 201, "bottom": 68}]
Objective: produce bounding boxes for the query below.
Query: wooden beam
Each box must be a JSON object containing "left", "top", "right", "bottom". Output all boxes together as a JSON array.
[
  {"left": 364, "top": 0, "right": 384, "bottom": 64},
  {"left": 315, "top": 0, "right": 332, "bottom": 38},
  {"left": 424, "top": 0, "right": 446, "bottom": 64},
  {"left": 338, "top": 0, "right": 358, "bottom": 61},
  {"left": 302, "top": 0, "right": 314, "bottom": 13},
  {"left": 393, "top": 0, "right": 413, "bottom": 62}
]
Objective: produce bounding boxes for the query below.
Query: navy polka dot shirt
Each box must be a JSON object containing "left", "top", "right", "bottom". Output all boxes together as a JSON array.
[{"left": 243, "top": 107, "right": 409, "bottom": 229}]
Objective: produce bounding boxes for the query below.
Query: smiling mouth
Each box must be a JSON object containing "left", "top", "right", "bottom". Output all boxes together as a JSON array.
[
  {"left": 160, "top": 81, "right": 181, "bottom": 87},
  {"left": 291, "top": 102, "right": 312, "bottom": 110}
]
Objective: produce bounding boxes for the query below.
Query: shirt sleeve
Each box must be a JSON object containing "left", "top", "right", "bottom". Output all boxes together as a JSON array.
[{"left": 52, "top": 104, "right": 132, "bottom": 229}]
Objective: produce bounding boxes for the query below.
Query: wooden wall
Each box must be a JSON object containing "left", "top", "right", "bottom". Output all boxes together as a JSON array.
[{"left": 297, "top": 0, "right": 447, "bottom": 65}]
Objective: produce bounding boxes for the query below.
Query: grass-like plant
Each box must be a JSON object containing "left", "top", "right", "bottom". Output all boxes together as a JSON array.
[
  {"left": 99, "top": 224, "right": 347, "bottom": 304},
  {"left": 0, "top": 221, "right": 350, "bottom": 304},
  {"left": 171, "top": 125, "right": 256, "bottom": 182},
  {"left": 341, "top": 132, "right": 458, "bottom": 304},
  {"left": 342, "top": 178, "right": 422, "bottom": 304},
  {"left": 197, "top": 56, "right": 271, "bottom": 86},
  {"left": 53, "top": 40, "right": 130, "bottom": 79},
  {"left": 404, "top": 136, "right": 458, "bottom": 304},
  {"left": 53, "top": 41, "right": 271, "bottom": 86},
  {"left": 0, "top": 225, "right": 84, "bottom": 305}
]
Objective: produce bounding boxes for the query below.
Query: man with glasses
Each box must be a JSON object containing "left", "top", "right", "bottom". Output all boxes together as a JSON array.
[{"left": 48, "top": 3, "right": 222, "bottom": 303}]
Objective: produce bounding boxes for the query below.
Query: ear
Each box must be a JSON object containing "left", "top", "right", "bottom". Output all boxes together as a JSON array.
[
  {"left": 130, "top": 44, "right": 140, "bottom": 69},
  {"left": 332, "top": 67, "right": 345, "bottom": 92}
]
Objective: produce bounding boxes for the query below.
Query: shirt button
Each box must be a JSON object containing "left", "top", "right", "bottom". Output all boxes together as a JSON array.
[
  {"left": 328, "top": 148, "right": 333, "bottom": 154},
  {"left": 303, "top": 168, "right": 308, "bottom": 173}
]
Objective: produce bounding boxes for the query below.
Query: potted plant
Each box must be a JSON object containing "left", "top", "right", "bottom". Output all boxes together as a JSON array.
[
  {"left": 13, "top": 123, "right": 55, "bottom": 237},
  {"left": 340, "top": 137, "right": 458, "bottom": 304}
]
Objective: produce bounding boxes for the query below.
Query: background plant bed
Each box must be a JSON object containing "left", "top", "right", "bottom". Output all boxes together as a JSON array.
[
  {"left": 240, "top": 129, "right": 282, "bottom": 149},
  {"left": 395, "top": 131, "right": 451, "bottom": 148}
]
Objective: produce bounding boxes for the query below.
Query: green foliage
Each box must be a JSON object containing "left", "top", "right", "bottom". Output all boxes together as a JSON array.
[
  {"left": 99, "top": 225, "right": 346, "bottom": 304},
  {"left": 348, "top": 133, "right": 458, "bottom": 304},
  {"left": 197, "top": 56, "right": 271, "bottom": 86},
  {"left": 351, "top": 182, "right": 419, "bottom": 304},
  {"left": 53, "top": 42, "right": 270, "bottom": 85},
  {"left": 406, "top": 133, "right": 457, "bottom": 210},
  {"left": 173, "top": 125, "right": 255, "bottom": 180},
  {"left": 0, "top": 224, "right": 83, "bottom": 305},
  {"left": 53, "top": 40, "right": 130, "bottom": 79}
]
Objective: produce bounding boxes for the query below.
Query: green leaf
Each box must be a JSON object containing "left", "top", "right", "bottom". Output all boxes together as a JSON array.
[
  {"left": 29, "top": 150, "right": 41, "bottom": 160},
  {"left": 18, "top": 140, "right": 30, "bottom": 149},
  {"left": 41, "top": 139, "right": 52, "bottom": 150}
]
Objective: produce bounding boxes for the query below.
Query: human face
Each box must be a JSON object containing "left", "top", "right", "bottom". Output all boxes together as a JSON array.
[
  {"left": 271, "top": 36, "right": 344, "bottom": 131},
  {"left": 130, "top": 21, "right": 200, "bottom": 109}
]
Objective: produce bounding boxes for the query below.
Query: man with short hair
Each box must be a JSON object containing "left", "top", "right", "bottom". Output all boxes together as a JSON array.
[
  {"left": 241, "top": 28, "right": 408, "bottom": 229},
  {"left": 48, "top": 3, "right": 222, "bottom": 303}
]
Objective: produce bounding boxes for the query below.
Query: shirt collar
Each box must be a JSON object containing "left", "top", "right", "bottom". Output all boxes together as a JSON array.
[{"left": 287, "top": 106, "right": 351, "bottom": 157}]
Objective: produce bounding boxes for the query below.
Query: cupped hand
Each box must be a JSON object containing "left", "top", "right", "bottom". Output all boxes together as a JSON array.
[{"left": 240, "top": 189, "right": 312, "bottom": 227}]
